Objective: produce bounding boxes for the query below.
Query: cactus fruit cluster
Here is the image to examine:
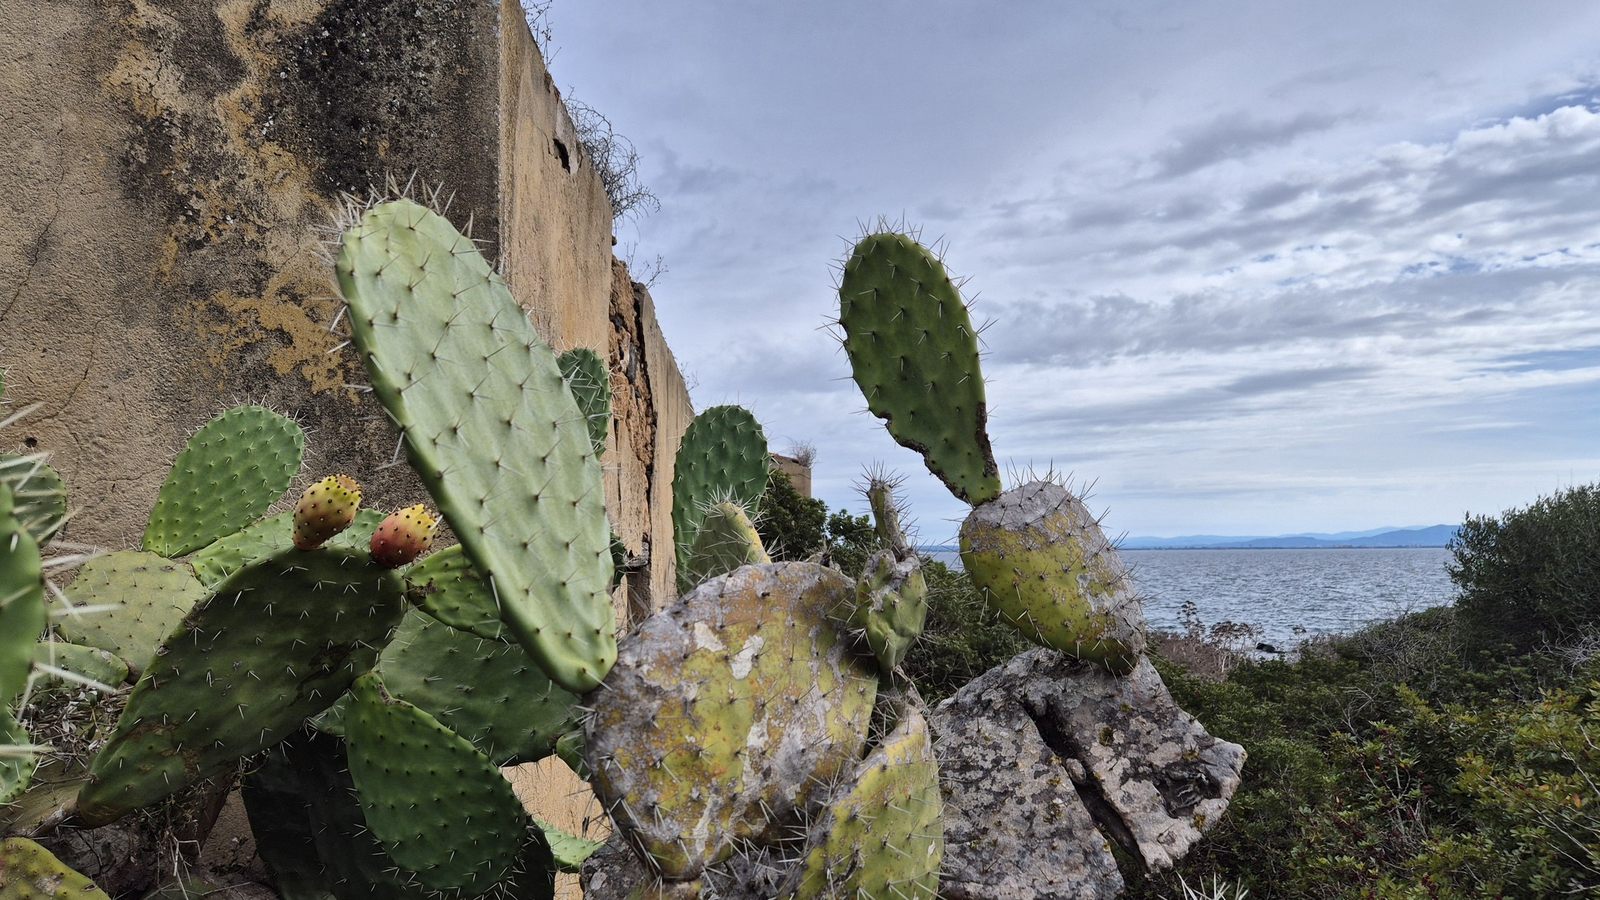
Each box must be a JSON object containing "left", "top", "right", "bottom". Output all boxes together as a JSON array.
[{"left": 837, "top": 226, "right": 1150, "bottom": 674}]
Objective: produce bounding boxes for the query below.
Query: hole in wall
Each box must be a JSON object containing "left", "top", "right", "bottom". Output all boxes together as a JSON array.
[
  {"left": 553, "top": 137, "right": 571, "bottom": 172},
  {"left": 23, "top": 437, "right": 37, "bottom": 448}
]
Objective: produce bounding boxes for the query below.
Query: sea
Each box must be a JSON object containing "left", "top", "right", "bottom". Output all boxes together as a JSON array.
[{"left": 924, "top": 547, "right": 1457, "bottom": 649}]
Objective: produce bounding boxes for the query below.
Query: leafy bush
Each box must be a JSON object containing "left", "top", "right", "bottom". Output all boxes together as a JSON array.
[
  {"left": 756, "top": 465, "right": 827, "bottom": 561},
  {"left": 1450, "top": 484, "right": 1600, "bottom": 655}
]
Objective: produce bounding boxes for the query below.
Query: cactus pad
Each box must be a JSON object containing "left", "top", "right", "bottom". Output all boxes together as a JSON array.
[
  {"left": 0, "top": 483, "right": 45, "bottom": 705},
  {"left": 1, "top": 708, "right": 34, "bottom": 805},
  {"left": 345, "top": 673, "right": 528, "bottom": 893},
  {"left": 322, "top": 609, "right": 577, "bottom": 764},
  {"left": 585, "top": 562, "right": 879, "bottom": 878},
  {"left": 852, "top": 548, "right": 928, "bottom": 672},
  {"left": 558, "top": 347, "right": 613, "bottom": 457},
  {"left": 0, "top": 838, "right": 111, "bottom": 900},
  {"left": 0, "top": 454, "right": 67, "bottom": 546},
  {"left": 189, "top": 508, "right": 384, "bottom": 588},
  {"left": 671, "top": 406, "right": 769, "bottom": 584},
  {"left": 784, "top": 706, "right": 944, "bottom": 899},
  {"left": 959, "top": 480, "right": 1146, "bottom": 673},
  {"left": 678, "top": 500, "right": 770, "bottom": 592},
  {"left": 54, "top": 551, "right": 206, "bottom": 675},
  {"left": 76, "top": 546, "right": 407, "bottom": 825},
  {"left": 31, "top": 641, "right": 129, "bottom": 689},
  {"left": 337, "top": 199, "right": 613, "bottom": 693},
  {"left": 142, "top": 405, "right": 305, "bottom": 557},
  {"left": 537, "top": 819, "right": 603, "bottom": 874},
  {"left": 403, "top": 543, "right": 505, "bottom": 640},
  {"left": 838, "top": 232, "right": 1000, "bottom": 505}
]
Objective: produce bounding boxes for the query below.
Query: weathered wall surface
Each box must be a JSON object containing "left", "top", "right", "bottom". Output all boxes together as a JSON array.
[{"left": 1, "top": 0, "right": 694, "bottom": 894}]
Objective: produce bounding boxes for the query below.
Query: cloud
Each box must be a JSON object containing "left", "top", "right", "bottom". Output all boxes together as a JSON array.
[{"left": 1150, "top": 111, "right": 1351, "bottom": 178}]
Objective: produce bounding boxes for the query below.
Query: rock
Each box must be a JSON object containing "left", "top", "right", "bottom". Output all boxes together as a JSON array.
[{"left": 931, "top": 649, "right": 1246, "bottom": 899}]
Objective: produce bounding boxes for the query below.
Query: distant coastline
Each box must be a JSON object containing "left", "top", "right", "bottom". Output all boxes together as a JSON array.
[{"left": 917, "top": 524, "right": 1459, "bottom": 554}]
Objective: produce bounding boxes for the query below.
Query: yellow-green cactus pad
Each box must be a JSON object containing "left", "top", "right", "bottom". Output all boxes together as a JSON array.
[
  {"left": 838, "top": 232, "right": 999, "bottom": 505},
  {"left": 188, "top": 508, "right": 383, "bottom": 588},
  {"left": 959, "top": 480, "right": 1146, "bottom": 673},
  {"left": 55, "top": 551, "right": 205, "bottom": 676},
  {"left": 345, "top": 673, "right": 528, "bottom": 893},
  {"left": 679, "top": 500, "right": 770, "bottom": 592},
  {"left": 785, "top": 706, "right": 944, "bottom": 899},
  {"left": 337, "top": 199, "right": 613, "bottom": 693},
  {"left": 76, "top": 546, "right": 406, "bottom": 825},
  {"left": 0, "top": 838, "right": 111, "bottom": 900},
  {"left": 0, "top": 482, "right": 45, "bottom": 705},
  {"left": 584, "top": 562, "right": 878, "bottom": 879},
  {"left": 142, "top": 405, "right": 305, "bottom": 557},
  {"left": 30, "top": 641, "right": 128, "bottom": 689}
]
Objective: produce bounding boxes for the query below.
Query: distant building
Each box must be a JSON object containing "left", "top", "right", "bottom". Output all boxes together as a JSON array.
[{"left": 770, "top": 452, "right": 813, "bottom": 498}]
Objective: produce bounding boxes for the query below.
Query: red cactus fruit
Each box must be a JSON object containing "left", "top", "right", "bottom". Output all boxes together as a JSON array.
[
  {"left": 292, "top": 474, "right": 363, "bottom": 550},
  {"left": 370, "top": 504, "right": 438, "bottom": 568}
]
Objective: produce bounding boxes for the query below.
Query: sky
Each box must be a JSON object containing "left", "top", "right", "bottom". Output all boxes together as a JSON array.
[{"left": 543, "top": 1, "right": 1600, "bottom": 543}]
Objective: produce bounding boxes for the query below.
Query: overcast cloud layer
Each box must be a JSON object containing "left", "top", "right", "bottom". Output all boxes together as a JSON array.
[{"left": 547, "top": 1, "right": 1600, "bottom": 542}]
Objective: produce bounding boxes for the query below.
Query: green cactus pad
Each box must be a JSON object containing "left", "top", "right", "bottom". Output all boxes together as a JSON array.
[
  {"left": 678, "top": 500, "right": 770, "bottom": 592},
  {"left": 558, "top": 347, "right": 613, "bottom": 457},
  {"left": 188, "top": 508, "right": 383, "bottom": 588},
  {"left": 402, "top": 543, "right": 505, "bottom": 640},
  {"left": 54, "top": 551, "right": 205, "bottom": 676},
  {"left": 1, "top": 708, "right": 35, "bottom": 806},
  {"left": 0, "top": 838, "right": 112, "bottom": 900},
  {"left": 535, "top": 818, "right": 602, "bottom": 874},
  {"left": 320, "top": 609, "right": 577, "bottom": 764},
  {"left": 336, "top": 199, "right": 613, "bottom": 693},
  {"left": 30, "top": 641, "right": 129, "bottom": 689},
  {"left": 959, "top": 480, "right": 1146, "bottom": 674},
  {"left": 245, "top": 729, "right": 556, "bottom": 900},
  {"left": 75, "top": 546, "right": 407, "bottom": 826},
  {"left": 0, "top": 454, "right": 67, "bottom": 546},
  {"left": 0, "top": 484, "right": 45, "bottom": 705},
  {"left": 142, "top": 405, "right": 306, "bottom": 558},
  {"left": 345, "top": 673, "right": 528, "bottom": 893},
  {"left": 838, "top": 232, "right": 1000, "bottom": 505},
  {"left": 851, "top": 548, "right": 928, "bottom": 672},
  {"left": 785, "top": 706, "right": 944, "bottom": 899},
  {"left": 671, "top": 406, "right": 769, "bottom": 585},
  {"left": 554, "top": 728, "right": 590, "bottom": 780},
  {"left": 585, "top": 562, "right": 879, "bottom": 878}
]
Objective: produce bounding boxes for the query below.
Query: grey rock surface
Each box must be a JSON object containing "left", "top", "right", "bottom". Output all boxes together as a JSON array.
[{"left": 932, "top": 648, "right": 1246, "bottom": 899}]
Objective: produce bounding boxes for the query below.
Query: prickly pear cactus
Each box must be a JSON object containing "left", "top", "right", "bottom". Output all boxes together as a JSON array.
[
  {"left": 672, "top": 406, "right": 769, "bottom": 585},
  {"left": 838, "top": 231, "right": 1000, "bottom": 505},
  {"left": 558, "top": 346, "right": 613, "bottom": 457},
  {"left": 537, "top": 819, "right": 603, "bottom": 874},
  {"left": 142, "top": 405, "right": 305, "bottom": 557},
  {"left": 403, "top": 543, "right": 505, "bottom": 640},
  {"left": 0, "top": 454, "right": 67, "bottom": 546},
  {"left": 678, "top": 499, "right": 770, "bottom": 592},
  {"left": 336, "top": 198, "right": 614, "bottom": 693},
  {"left": 76, "top": 546, "right": 407, "bottom": 825},
  {"left": 0, "top": 483, "right": 45, "bottom": 706},
  {"left": 783, "top": 706, "right": 944, "bottom": 899},
  {"left": 321, "top": 608, "right": 578, "bottom": 765},
  {"left": 54, "top": 551, "right": 206, "bottom": 675},
  {"left": 293, "top": 474, "right": 363, "bottom": 550},
  {"left": 345, "top": 673, "right": 529, "bottom": 893},
  {"left": 1, "top": 708, "right": 33, "bottom": 806},
  {"left": 848, "top": 476, "right": 928, "bottom": 671},
  {"left": 959, "top": 479, "right": 1146, "bottom": 673},
  {"left": 584, "top": 562, "right": 879, "bottom": 879},
  {"left": 0, "top": 838, "right": 111, "bottom": 900}
]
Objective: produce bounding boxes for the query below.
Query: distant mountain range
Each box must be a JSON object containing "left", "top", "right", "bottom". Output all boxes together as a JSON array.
[
  {"left": 915, "top": 525, "right": 1459, "bottom": 556},
  {"left": 1117, "top": 525, "right": 1458, "bottom": 550}
]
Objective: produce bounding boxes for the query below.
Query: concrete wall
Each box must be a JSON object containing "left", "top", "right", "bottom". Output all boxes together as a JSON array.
[{"left": 0, "top": 0, "right": 693, "bottom": 893}]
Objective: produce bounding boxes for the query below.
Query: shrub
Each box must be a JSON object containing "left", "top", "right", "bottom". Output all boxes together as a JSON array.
[{"left": 1450, "top": 484, "right": 1600, "bottom": 655}]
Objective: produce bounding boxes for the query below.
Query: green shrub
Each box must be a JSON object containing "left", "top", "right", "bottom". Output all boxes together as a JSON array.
[{"left": 1450, "top": 484, "right": 1600, "bottom": 655}]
